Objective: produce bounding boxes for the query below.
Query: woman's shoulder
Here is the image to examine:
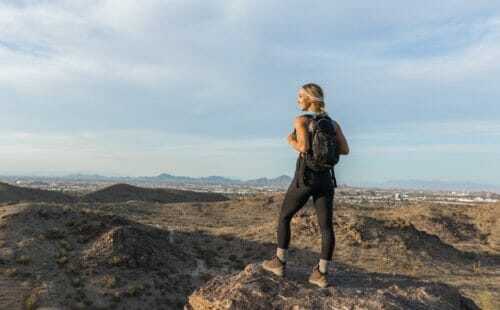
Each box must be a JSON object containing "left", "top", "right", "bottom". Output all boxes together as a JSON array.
[
  {"left": 332, "top": 120, "right": 344, "bottom": 133},
  {"left": 294, "top": 114, "right": 311, "bottom": 123}
]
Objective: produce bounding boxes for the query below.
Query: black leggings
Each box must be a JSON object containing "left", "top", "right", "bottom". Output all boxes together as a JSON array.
[{"left": 277, "top": 158, "right": 335, "bottom": 260}]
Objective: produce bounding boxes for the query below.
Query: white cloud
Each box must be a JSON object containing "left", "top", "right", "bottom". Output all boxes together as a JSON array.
[
  {"left": 0, "top": 0, "right": 256, "bottom": 106},
  {"left": 389, "top": 18, "right": 500, "bottom": 82},
  {"left": 1, "top": 1, "right": 499, "bottom": 182},
  {"left": 2, "top": 1, "right": 499, "bottom": 106}
]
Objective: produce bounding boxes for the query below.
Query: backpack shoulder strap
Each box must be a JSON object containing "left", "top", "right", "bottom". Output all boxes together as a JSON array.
[{"left": 300, "top": 114, "right": 314, "bottom": 133}]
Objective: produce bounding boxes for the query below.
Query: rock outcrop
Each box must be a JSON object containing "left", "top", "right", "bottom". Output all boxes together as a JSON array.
[
  {"left": 186, "top": 263, "right": 478, "bottom": 310},
  {"left": 81, "top": 224, "right": 192, "bottom": 270}
]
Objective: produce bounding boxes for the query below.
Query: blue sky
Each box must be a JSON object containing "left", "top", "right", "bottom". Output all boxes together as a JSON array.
[{"left": 1, "top": 0, "right": 499, "bottom": 184}]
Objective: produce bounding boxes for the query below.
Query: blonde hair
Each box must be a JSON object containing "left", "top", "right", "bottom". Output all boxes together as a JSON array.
[{"left": 301, "top": 83, "right": 325, "bottom": 113}]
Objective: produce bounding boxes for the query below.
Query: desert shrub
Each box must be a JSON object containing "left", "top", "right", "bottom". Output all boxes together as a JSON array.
[
  {"left": 66, "top": 219, "right": 78, "bottom": 227},
  {"left": 65, "top": 263, "right": 78, "bottom": 275},
  {"left": 45, "top": 227, "right": 65, "bottom": 239},
  {"left": 77, "top": 234, "right": 91, "bottom": 243},
  {"left": 102, "top": 275, "right": 117, "bottom": 288},
  {"left": 125, "top": 285, "right": 143, "bottom": 297},
  {"left": 4, "top": 267, "right": 17, "bottom": 277},
  {"left": 57, "top": 256, "right": 68, "bottom": 265},
  {"left": 59, "top": 239, "right": 73, "bottom": 250},
  {"left": 71, "top": 277, "right": 82, "bottom": 287},
  {"left": 195, "top": 247, "right": 218, "bottom": 268},
  {"left": 242, "top": 252, "right": 252, "bottom": 259},
  {"left": 16, "top": 255, "right": 30, "bottom": 264},
  {"left": 75, "top": 287, "right": 85, "bottom": 301},
  {"left": 228, "top": 254, "right": 238, "bottom": 261},
  {"left": 107, "top": 255, "right": 122, "bottom": 267}
]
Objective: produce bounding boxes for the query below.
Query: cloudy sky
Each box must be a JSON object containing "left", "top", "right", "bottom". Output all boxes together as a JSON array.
[{"left": 1, "top": 0, "right": 499, "bottom": 184}]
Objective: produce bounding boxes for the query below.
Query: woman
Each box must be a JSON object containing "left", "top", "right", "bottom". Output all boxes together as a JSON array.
[{"left": 262, "top": 83, "right": 349, "bottom": 288}]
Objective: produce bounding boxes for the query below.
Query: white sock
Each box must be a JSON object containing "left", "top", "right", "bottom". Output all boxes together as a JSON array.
[
  {"left": 276, "top": 248, "right": 287, "bottom": 262},
  {"left": 319, "top": 259, "right": 330, "bottom": 273}
]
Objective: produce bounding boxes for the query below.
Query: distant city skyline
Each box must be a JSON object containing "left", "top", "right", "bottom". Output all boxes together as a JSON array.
[
  {"left": 1, "top": 172, "right": 499, "bottom": 192},
  {"left": 1, "top": 1, "right": 499, "bottom": 185}
]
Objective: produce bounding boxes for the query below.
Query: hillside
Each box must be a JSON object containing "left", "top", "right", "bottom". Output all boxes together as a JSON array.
[
  {"left": 0, "top": 194, "right": 497, "bottom": 309},
  {"left": 80, "top": 183, "right": 229, "bottom": 203},
  {"left": 0, "top": 182, "right": 76, "bottom": 204}
]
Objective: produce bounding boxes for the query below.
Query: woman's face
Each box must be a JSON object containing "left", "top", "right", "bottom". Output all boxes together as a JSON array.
[{"left": 297, "top": 88, "right": 311, "bottom": 111}]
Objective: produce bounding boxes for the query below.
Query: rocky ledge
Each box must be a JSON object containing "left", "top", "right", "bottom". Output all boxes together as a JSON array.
[{"left": 186, "top": 263, "right": 478, "bottom": 310}]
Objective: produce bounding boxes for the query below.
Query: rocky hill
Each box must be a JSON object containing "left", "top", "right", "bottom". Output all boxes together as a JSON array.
[
  {"left": 0, "top": 182, "right": 229, "bottom": 204},
  {"left": 0, "top": 204, "right": 211, "bottom": 308},
  {"left": 0, "top": 182, "right": 76, "bottom": 204},
  {"left": 80, "top": 183, "right": 229, "bottom": 203}
]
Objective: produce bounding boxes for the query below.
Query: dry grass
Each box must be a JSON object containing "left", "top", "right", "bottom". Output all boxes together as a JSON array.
[
  {"left": 102, "top": 275, "right": 118, "bottom": 288},
  {"left": 57, "top": 256, "right": 68, "bottom": 265},
  {"left": 16, "top": 254, "right": 29, "bottom": 264},
  {"left": 472, "top": 261, "right": 484, "bottom": 276},
  {"left": 25, "top": 291, "right": 39, "bottom": 310},
  {"left": 71, "top": 276, "right": 82, "bottom": 287},
  {"left": 65, "top": 263, "right": 78, "bottom": 274},
  {"left": 478, "top": 290, "right": 494, "bottom": 310},
  {"left": 44, "top": 227, "right": 65, "bottom": 239},
  {"left": 402, "top": 256, "right": 422, "bottom": 277},
  {"left": 59, "top": 239, "right": 73, "bottom": 250},
  {"left": 107, "top": 255, "right": 122, "bottom": 267},
  {"left": 112, "top": 290, "right": 121, "bottom": 302},
  {"left": 4, "top": 267, "right": 17, "bottom": 277},
  {"left": 125, "top": 284, "right": 143, "bottom": 297}
]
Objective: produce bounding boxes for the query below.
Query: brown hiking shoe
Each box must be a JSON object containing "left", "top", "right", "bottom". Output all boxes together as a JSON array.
[
  {"left": 262, "top": 255, "right": 286, "bottom": 277},
  {"left": 308, "top": 265, "right": 328, "bottom": 288}
]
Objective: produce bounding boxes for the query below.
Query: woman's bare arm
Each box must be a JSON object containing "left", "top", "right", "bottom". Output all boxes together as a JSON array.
[
  {"left": 287, "top": 116, "right": 309, "bottom": 153},
  {"left": 335, "top": 122, "right": 349, "bottom": 155}
]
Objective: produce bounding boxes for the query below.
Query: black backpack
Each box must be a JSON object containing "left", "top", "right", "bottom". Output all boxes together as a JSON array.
[{"left": 301, "top": 113, "right": 340, "bottom": 186}]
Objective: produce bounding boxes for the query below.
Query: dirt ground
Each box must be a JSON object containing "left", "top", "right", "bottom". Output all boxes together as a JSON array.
[{"left": 0, "top": 191, "right": 498, "bottom": 309}]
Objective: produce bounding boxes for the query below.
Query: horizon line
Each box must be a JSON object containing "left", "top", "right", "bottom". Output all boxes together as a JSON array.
[{"left": 1, "top": 172, "right": 499, "bottom": 192}]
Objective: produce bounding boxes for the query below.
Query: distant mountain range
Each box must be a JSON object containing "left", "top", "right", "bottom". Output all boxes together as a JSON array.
[
  {"left": 144, "top": 173, "right": 294, "bottom": 186},
  {"left": 1, "top": 173, "right": 499, "bottom": 191},
  {"left": 34, "top": 173, "right": 294, "bottom": 187},
  {"left": 359, "top": 179, "right": 500, "bottom": 192}
]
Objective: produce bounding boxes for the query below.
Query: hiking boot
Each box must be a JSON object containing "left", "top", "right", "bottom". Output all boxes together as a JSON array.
[
  {"left": 308, "top": 264, "right": 328, "bottom": 288},
  {"left": 262, "top": 255, "right": 286, "bottom": 277}
]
